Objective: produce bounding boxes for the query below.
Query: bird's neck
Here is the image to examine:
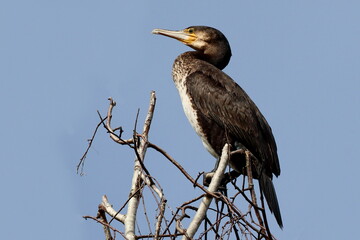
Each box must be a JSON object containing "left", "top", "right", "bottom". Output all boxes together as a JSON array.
[
  {"left": 203, "top": 47, "right": 231, "bottom": 70},
  {"left": 181, "top": 50, "right": 231, "bottom": 70}
]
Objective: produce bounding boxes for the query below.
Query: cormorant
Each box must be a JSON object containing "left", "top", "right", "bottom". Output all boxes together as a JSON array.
[{"left": 152, "top": 26, "right": 283, "bottom": 228}]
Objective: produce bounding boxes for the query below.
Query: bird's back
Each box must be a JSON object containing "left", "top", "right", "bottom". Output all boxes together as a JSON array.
[{"left": 172, "top": 51, "right": 280, "bottom": 177}]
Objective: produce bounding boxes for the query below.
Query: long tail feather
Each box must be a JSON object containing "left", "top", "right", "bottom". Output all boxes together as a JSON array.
[{"left": 259, "top": 173, "right": 283, "bottom": 228}]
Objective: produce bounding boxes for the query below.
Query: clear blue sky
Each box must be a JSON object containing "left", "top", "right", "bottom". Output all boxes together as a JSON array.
[{"left": 1, "top": 1, "right": 359, "bottom": 239}]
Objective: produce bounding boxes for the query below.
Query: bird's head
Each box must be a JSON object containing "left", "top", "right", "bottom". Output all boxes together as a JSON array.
[{"left": 152, "top": 26, "right": 232, "bottom": 69}]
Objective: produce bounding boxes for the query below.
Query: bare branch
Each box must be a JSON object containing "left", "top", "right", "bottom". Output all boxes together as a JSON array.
[
  {"left": 97, "top": 207, "right": 114, "bottom": 240},
  {"left": 141, "top": 91, "right": 156, "bottom": 137},
  {"left": 154, "top": 196, "right": 166, "bottom": 240},
  {"left": 124, "top": 91, "right": 157, "bottom": 240},
  {"left": 100, "top": 195, "right": 126, "bottom": 224},
  {"left": 105, "top": 98, "right": 134, "bottom": 145},
  {"left": 139, "top": 173, "right": 163, "bottom": 199},
  {"left": 245, "top": 150, "right": 269, "bottom": 239},
  {"left": 77, "top": 115, "right": 107, "bottom": 175},
  {"left": 82, "top": 92, "right": 278, "bottom": 240},
  {"left": 148, "top": 142, "right": 218, "bottom": 198},
  {"left": 83, "top": 215, "right": 127, "bottom": 239},
  {"left": 182, "top": 144, "right": 230, "bottom": 240}
]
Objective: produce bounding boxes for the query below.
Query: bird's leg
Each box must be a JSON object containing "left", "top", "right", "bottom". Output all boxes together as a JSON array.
[
  {"left": 203, "top": 159, "right": 240, "bottom": 187},
  {"left": 204, "top": 141, "right": 248, "bottom": 187},
  {"left": 223, "top": 170, "right": 241, "bottom": 184},
  {"left": 212, "top": 158, "right": 220, "bottom": 172},
  {"left": 203, "top": 158, "right": 221, "bottom": 186},
  {"left": 206, "top": 142, "right": 250, "bottom": 186}
]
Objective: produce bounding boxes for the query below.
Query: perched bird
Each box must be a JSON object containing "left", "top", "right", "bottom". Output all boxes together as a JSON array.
[{"left": 152, "top": 26, "right": 283, "bottom": 228}]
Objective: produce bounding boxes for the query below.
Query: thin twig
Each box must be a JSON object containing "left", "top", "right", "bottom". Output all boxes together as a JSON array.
[
  {"left": 106, "top": 186, "right": 143, "bottom": 224},
  {"left": 245, "top": 150, "right": 268, "bottom": 239},
  {"left": 154, "top": 197, "right": 167, "bottom": 239},
  {"left": 77, "top": 116, "right": 107, "bottom": 174},
  {"left": 83, "top": 215, "right": 127, "bottom": 239},
  {"left": 149, "top": 142, "right": 218, "bottom": 198},
  {"left": 102, "top": 99, "right": 134, "bottom": 146}
]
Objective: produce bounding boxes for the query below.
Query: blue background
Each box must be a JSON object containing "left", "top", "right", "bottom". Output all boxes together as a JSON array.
[{"left": 1, "top": 1, "right": 359, "bottom": 239}]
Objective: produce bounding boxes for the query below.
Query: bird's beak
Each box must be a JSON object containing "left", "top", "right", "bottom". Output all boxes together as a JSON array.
[{"left": 152, "top": 28, "right": 196, "bottom": 45}]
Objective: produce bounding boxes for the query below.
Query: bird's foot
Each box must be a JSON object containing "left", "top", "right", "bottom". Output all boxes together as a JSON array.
[
  {"left": 203, "top": 172, "right": 214, "bottom": 187},
  {"left": 203, "top": 172, "right": 228, "bottom": 190},
  {"left": 203, "top": 170, "right": 241, "bottom": 190}
]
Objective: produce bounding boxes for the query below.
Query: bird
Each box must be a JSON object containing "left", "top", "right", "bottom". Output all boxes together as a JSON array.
[{"left": 152, "top": 26, "right": 283, "bottom": 228}]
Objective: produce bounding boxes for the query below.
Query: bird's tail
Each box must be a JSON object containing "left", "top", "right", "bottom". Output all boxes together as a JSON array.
[{"left": 259, "top": 172, "right": 283, "bottom": 228}]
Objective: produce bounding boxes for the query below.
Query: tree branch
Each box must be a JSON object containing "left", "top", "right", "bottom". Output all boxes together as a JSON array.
[
  {"left": 182, "top": 144, "right": 230, "bottom": 240},
  {"left": 99, "top": 195, "right": 126, "bottom": 224},
  {"left": 77, "top": 116, "right": 107, "bottom": 175},
  {"left": 105, "top": 98, "right": 134, "bottom": 145},
  {"left": 81, "top": 92, "right": 278, "bottom": 240},
  {"left": 97, "top": 206, "right": 114, "bottom": 240},
  {"left": 148, "top": 142, "right": 218, "bottom": 198},
  {"left": 124, "top": 91, "right": 156, "bottom": 240}
]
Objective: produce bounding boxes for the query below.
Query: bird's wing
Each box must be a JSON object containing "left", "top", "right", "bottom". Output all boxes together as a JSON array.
[{"left": 186, "top": 69, "right": 280, "bottom": 176}]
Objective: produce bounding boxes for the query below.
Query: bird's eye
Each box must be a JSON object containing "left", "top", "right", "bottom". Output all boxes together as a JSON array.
[{"left": 188, "top": 28, "right": 194, "bottom": 34}]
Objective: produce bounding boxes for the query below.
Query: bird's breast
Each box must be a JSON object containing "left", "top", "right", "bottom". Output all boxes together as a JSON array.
[{"left": 173, "top": 73, "right": 219, "bottom": 159}]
